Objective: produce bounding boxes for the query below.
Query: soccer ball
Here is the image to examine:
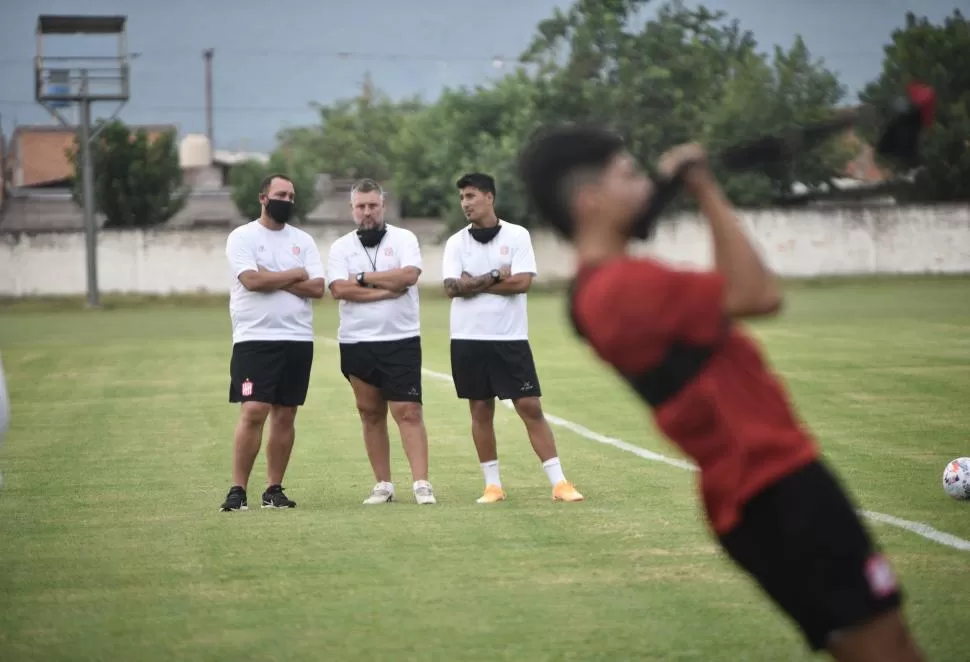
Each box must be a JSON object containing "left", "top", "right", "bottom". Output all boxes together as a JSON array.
[{"left": 942, "top": 458, "right": 970, "bottom": 500}]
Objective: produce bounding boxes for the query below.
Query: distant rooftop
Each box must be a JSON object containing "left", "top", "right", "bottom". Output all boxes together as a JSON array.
[{"left": 212, "top": 150, "right": 269, "bottom": 166}]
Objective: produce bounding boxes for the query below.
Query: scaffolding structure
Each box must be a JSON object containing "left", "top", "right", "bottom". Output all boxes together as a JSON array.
[{"left": 35, "top": 15, "right": 131, "bottom": 308}]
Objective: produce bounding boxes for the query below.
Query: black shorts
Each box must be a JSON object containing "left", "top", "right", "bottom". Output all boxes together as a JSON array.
[
  {"left": 450, "top": 339, "right": 542, "bottom": 401},
  {"left": 229, "top": 340, "right": 314, "bottom": 407},
  {"left": 339, "top": 336, "right": 423, "bottom": 403},
  {"left": 718, "top": 460, "right": 903, "bottom": 652}
]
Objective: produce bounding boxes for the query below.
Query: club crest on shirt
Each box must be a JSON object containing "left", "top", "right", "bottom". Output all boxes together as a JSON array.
[
  {"left": 292, "top": 246, "right": 301, "bottom": 255},
  {"left": 384, "top": 247, "right": 394, "bottom": 256},
  {"left": 500, "top": 245, "right": 510, "bottom": 255}
]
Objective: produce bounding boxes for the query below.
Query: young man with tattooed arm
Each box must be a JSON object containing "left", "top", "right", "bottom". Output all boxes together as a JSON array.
[{"left": 440, "top": 172, "right": 585, "bottom": 504}]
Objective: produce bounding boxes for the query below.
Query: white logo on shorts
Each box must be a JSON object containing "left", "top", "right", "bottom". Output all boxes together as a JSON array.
[
  {"left": 864, "top": 554, "right": 897, "bottom": 598},
  {"left": 241, "top": 379, "right": 254, "bottom": 397}
]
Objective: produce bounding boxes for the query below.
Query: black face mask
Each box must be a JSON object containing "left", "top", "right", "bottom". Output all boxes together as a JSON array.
[
  {"left": 469, "top": 224, "right": 502, "bottom": 244},
  {"left": 265, "top": 198, "right": 294, "bottom": 224},
  {"left": 357, "top": 225, "right": 387, "bottom": 248}
]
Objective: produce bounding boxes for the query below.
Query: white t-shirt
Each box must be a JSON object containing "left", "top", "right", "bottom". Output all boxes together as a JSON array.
[
  {"left": 441, "top": 220, "right": 538, "bottom": 341},
  {"left": 326, "top": 224, "right": 423, "bottom": 343},
  {"left": 225, "top": 220, "right": 326, "bottom": 344}
]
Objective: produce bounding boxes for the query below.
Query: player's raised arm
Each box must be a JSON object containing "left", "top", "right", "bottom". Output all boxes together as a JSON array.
[{"left": 661, "top": 144, "right": 783, "bottom": 319}]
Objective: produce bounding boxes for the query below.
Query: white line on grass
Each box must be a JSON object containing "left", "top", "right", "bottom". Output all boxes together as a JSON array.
[
  {"left": 860, "top": 511, "right": 970, "bottom": 551},
  {"left": 318, "top": 337, "right": 970, "bottom": 552}
]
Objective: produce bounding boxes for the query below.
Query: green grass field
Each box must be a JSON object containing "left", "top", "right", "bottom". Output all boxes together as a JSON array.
[{"left": 1, "top": 277, "right": 969, "bottom": 662}]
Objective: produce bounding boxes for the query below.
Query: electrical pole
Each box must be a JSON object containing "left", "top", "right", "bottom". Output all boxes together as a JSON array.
[
  {"left": 78, "top": 71, "right": 99, "bottom": 308},
  {"left": 203, "top": 49, "right": 214, "bottom": 147}
]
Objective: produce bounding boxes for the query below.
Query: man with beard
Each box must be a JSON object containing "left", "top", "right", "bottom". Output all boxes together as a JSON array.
[
  {"left": 220, "top": 173, "right": 327, "bottom": 512},
  {"left": 326, "top": 178, "right": 436, "bottom": 506},
  {"left": 441, "top": 172, "right": 584, "bottom": 504}
]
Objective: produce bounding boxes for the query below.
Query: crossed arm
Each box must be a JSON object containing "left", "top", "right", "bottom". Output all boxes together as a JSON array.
[
  {"left": 237, "top": 267, "right": 326, "bottom": 299},
  {"left": 283, "top": 278, "right": 327, "bottom": 299},
  {"left": 443, "top": 267, "right": 533, "bottom": 298},
  {"left": 329, "top": 266, "right": 420, "bottom": 302}
]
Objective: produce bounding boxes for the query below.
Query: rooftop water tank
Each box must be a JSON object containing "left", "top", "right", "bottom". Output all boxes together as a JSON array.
[{"left": 179, "top": 133, "right": 212, "bottom": 168}]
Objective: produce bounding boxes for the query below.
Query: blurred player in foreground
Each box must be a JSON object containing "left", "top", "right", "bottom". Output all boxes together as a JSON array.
[{"left": 516, "top": 125, "right": 923, "bottom": 662}]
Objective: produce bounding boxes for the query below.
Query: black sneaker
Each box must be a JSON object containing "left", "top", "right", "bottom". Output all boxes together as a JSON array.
[
  {"left": 262, "top": 484, "right": 296, "bottom": 509},
  {"left": 220, "top": 485, "right": 248, "bottom": 512}
]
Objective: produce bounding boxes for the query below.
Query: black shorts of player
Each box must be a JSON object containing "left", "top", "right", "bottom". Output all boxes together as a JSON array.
[
  {"left": 339, "top": 336, "right": 423, "bottom": 403},
  {"left": 229, "top": 340, "right": 314, "bottom": 407},
  {"left": 718, "top": 460, "right": 903, "bottom": 652},
  {"left": 450, "top": 339, "right": 542, "bottom": 401}
]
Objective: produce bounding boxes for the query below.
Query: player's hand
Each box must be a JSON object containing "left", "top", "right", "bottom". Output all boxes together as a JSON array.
[
  {"left": 289, "top": 267, "right": 309, "bottom": 281},
  {"left": 499, "top": 264, "right": 512, "bottom": 280},
  {"left": 658, "top": 142, "right": 712, "bottom": 194}
]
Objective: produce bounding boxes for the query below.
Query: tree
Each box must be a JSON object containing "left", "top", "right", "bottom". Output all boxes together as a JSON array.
[
  {"left": 68, "top": 119, "right": 187, "bottom": 228},
  {"left": 514, "top": 0, "right": 851, "bottom": 212},
  {"left": 229, "top": 150, "right": 321, "bottom": 223},
  {"left": 390, "top": 71, "right": 540, "bottom": 227},
  {"left": 254, "top": 0, "right": 854, "bottom": 226},
  {"left": 278, "top": 73, "right": 423, "bottom": 182},
  {"left": 858, "top": 9, "right": 970, "bottom": 201},
  {"left": 518, "top": 0, "right": 849, "bottom": 210},
  {"left": 522, "top": 1, "right": 762, "bottom": 163},
  {"left": 703, "top": 36, "right": 851, "bottom": 203},
  {"left": 229, "top": 160, "right": 270, "bottom": 221}
]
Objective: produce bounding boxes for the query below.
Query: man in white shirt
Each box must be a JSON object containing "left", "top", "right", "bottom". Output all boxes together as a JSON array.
[
  {"left": 220, "top": 173, "right": 326, "bottom": 512},
  {"left": 442, "top": 172, "right": 584, "bottom": 504},
  {"left": 327, "top": 179, "right": 436, "bottom": 506}
]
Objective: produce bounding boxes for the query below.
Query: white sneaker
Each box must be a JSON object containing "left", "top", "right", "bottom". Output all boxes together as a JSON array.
[
  {"left": 363, "top": 481, "right": 394, "bottom": 505},
  {"left": 413, "top": 480, "right": 437, "bottom": 505}
]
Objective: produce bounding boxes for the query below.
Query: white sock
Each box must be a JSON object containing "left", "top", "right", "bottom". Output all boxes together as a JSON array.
[
  {"left": 542, "top": 457, "right": 566, "bottom": 486},
  {"left": 481, "top": 460, "right": 501, "bottom": 488}
]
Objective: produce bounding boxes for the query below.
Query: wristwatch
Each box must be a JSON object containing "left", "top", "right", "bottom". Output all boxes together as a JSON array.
[
  {"left": 356, "top": 272, "right": 366, "bottom": 286},
  {"left": 490, "top": 269, "right": 502, "bottom": 283}
]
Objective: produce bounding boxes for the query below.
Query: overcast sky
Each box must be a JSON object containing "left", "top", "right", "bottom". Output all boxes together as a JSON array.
[{"left": 0, "top": 0, "right": 962, "bottom": 151}]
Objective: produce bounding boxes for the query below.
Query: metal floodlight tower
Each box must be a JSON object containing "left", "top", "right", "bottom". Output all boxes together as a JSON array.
[{"left": 35, "top": 15, "right": 131, "bottom": 308}]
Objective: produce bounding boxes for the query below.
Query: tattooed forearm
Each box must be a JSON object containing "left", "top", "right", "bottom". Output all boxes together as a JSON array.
[
  {"left": 443, "top": 274, "right": 493, "bottom": 298},
  {"left": 443, "top": 278, "right": 461, "bottom": 297}
]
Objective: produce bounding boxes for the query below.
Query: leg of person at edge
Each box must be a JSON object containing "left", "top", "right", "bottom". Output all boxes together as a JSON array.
[
  {"left": 220, "top": 173, "right": 327, "bottom": 512},
  {"left": 327, "top": 178, "right": 435, "bottom": 505},
  {"left": 0, "top": 353, "right": 9, "bottom": 488},
  {"left": 516, "top": 125, "right": 924, "bottom": 661},
  {"left": 440, "top": 172, "right": 584, "bottom": 504}
]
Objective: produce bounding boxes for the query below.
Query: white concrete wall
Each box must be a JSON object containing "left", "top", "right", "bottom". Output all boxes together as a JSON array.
[{"left": 1, "top": 204, "right": 969, "bottom": 297}]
